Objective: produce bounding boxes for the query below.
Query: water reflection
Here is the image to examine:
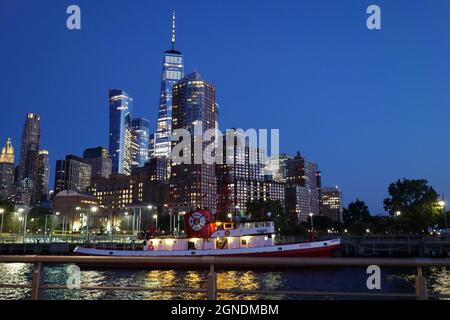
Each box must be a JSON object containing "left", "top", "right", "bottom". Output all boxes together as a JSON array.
[
  {"left": 0, "top": 263, "right": 32, "bottom": 300},
  {"left": 427, "top": 267, "right": 450, "bottom": 299},
  {"left": 0, "top": 263, "right": 448, "bottom": 300}
]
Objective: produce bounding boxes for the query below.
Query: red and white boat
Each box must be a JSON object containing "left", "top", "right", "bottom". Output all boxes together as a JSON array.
[{"left": 74, "top": 209, "right": 340, "bottom": 258}]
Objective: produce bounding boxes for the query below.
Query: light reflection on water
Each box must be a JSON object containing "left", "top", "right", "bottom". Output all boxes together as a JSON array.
[{"left": 0, "top": 263, "right": 448, "bottom": 300}]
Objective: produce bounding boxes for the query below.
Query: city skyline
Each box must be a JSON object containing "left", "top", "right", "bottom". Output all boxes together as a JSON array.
[{"left": 1, "top": 1, "right": 450, "bottom": 214}]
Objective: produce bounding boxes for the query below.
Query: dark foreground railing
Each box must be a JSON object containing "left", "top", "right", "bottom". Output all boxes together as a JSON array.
[{"left": 0, "top": 256, "right": 449, "bottom": 300}]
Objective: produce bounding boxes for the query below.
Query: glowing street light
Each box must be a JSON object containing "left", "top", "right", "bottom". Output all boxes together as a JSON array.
[
  {"left": 309, "top": 213, "right": 314, "bottom": 231},
  {"left": 227, "top": 213, "right": 232, "bottom": 221},
  {"left": 153, "top": 214, "right": 158, "bottom": 230},
  {"left": 438, "top": 199, "right": 447, "bottom": 239}
]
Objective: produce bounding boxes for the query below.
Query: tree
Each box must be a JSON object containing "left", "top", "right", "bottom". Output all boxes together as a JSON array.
[
  {"left": 343, "top": 199, "right": 371, "bottom": 226},
  {"left": 0, "top": 200, "right": 15, "bottom": 233},
  {"left": 246, "top": 199, "right": 288, "bottom": 232},
  {"left": 383, "top": 179, "right": 440, "bottom": 232}
]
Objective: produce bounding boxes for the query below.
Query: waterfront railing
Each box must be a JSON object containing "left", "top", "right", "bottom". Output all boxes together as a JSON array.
[{"left": 0, "top": 256, "right": 449, "bottom": 300}]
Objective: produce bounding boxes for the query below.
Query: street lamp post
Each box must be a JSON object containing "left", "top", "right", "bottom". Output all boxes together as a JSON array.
[
  {"left": 124, "top": 212, "right": 129, "bottom": 233},
  {"left": 309, "top": 213, "right": 314, "bottom": 232},
  {"left": 18, "top": 208, "right": 27, "bottom": 238},
  {"left": 395, "top": 211, "right": 401, "bottom": 234},
  {"left": 438, "top": 199, "right": 447, "bottom": 239},
  {"left": 147, "top": 205, "right": 153, "bottom": 235},
  {"left": 87, "top": 206, "right": 98, "bottom": 243},
  {"left": 153, "top": 214, "right": 158, "bottom": 231},
  {"left": 0, "top": 208, "right": 4, "bottom": 235},
  {"left": 177, "top": 212, "right": 184, "bottom": 235}
]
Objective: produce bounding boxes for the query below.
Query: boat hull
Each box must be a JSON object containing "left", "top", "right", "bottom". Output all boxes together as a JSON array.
[{"left": 74, "top": 238, "right": 340, "bottom": 260}]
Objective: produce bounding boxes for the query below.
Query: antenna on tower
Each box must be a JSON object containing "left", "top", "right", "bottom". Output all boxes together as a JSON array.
[{"left": 171, "top": 11, "right": 176, "bottom": 50}]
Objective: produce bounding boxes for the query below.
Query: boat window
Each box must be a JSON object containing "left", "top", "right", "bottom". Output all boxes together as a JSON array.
[
  {"left": 241, "top": 239, "right": 247, "bottom": 245},
  {"left": 224, "top": 223, "right": 233, "bottom": 230}
]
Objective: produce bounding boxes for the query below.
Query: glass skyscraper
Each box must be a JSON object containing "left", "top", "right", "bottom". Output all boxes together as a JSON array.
[
  {"left": 154, "top": 12, "right": 184, "bottom": 159},
  {"left": 109, "top": 89, "right": 133, "bottom": 175},
  {"left": 131, "top": 118, "right": 150, "bottom": 167}
]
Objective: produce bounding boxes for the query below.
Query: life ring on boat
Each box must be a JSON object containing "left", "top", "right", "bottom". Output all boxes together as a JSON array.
[
  {"left": 189, "top": 211, "right": 207, "bottom": 232},
  {"left": 147, "top": 244, "right": 154, "bottom": 251}
]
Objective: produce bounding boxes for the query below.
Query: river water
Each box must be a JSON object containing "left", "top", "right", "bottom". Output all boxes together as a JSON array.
[{"left": 0, "top": 263, "right": 448, "bottom": 300}]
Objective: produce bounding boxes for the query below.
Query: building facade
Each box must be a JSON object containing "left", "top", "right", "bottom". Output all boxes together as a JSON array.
[
  {"left": 83, "top": 147, "right": 112, "bottom": 179},
  {"left": 131, "top": 118, "right": 150, "bottom": 167},
  {"left": 17, "top": 113, "right": 40, "bottom": 203},
  {"left": 148, "top": 133, "right": 155, "bottom": 160},
  {"left": 169, "top": 71, "right": 217, "bottom": 213},
  {"left": 0, "top": 138, "right": 15, "bottom": 200},
  {"left": 216, "top": 133, "right": 267, "bottom": 218},
  {"left": 89, "top": 172, "right": 169, "bottom": 212},
  {"left": 154, "top": 12, "right": 184, "bottom": 160},
  {"left": 35, "top": 150, "right": 50, "bottom": 203},
  {"left": 109, "top": 89, "right": 133, "bottom": 175},
  {"left": 284, "top": 152, "right": 320, "bottom": 222},
  {"left": 320, "top": 186, "right": 343, "bottom": 223},
  {"left": 264, "top": 154, "right": 292, "bottom": 183},
  {"left": 54, "top": 155, "right": 92, "bottom": 194},
  {"left": 53, "top": 190, "right": 102, "bottom": 232}
]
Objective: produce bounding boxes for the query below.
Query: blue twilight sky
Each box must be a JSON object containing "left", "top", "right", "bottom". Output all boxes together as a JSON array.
[{"left": 1, "top": 0, "right": 449, "bottom": 214}]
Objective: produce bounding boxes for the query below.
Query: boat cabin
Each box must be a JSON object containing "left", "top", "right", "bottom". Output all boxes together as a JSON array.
[{"left": 145, "top": 220, "right": 276, "bottom": 252}]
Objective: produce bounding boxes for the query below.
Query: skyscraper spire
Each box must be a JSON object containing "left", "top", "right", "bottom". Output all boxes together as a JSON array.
[{"left": 171, "top": 11, "right": 176, "bottom": 50}]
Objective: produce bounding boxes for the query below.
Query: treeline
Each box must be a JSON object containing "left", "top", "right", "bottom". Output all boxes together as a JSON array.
[{"left": 246, "top": 179, "right": 448, "bottom": 236}]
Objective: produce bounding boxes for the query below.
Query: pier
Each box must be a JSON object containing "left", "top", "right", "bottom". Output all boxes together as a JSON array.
[
  {"left": 1, "top": 234, "right": 450, "bottom": 257},
  {"left": 341, "top": 235, "right": 450, "bottom": 258}
]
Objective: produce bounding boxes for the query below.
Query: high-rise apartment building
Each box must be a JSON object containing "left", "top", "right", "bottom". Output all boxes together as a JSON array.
[
  {"left": 216, "top": 132, "right": 266, "bottom": 218},
  {"left": 169, "top": 71, "right": 217, "bottom": 213},
  {"left": 83, "top": 147, "right": 112, "bottom": 179},
  {"left": 109, "top": 89, "right": 133, "bottom": 175},
  {"left": 284, "top": 152, "right": 320, "bottom": 222},
  {"left": 35, "top": 150, "right": 49, "bottom": 203},
  {"left": 54, "top": 155, "right": 92, "bottom": 194},
  {"left": 320, "top": 186, "right": 343, "bottom": 222}
]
